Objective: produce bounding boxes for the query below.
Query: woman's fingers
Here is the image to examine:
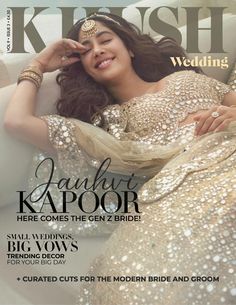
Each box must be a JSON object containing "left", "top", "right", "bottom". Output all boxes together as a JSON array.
[
  {"left": 61, "top": 38, "right": 87, "bottom": 53},
  {"left": 207, "top": 114, "right": 230, "bottom": 132},
  {"left": 193, "top": 108, "right": 217, "bottom": 136},
  {"left": 194, "top": 114, "right": 214, "bottom": 136},
  {"left": 61, "top": 55, "right": 80, "bottom": 67},
  {"left": 57, "top": 39, "right": 88, "bottom": 68},
  {"left": 194, "top": 105, "right": 234, "bottom": 136},
  {"left": 214, "top": 118, "right": 232, "bottom": 132},
  {"left": 31, "top": 38, "right": 86, "bottom": 72}
]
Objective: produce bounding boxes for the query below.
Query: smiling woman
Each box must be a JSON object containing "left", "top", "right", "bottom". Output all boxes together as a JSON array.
[
  {"left": 82, "top": 33, "right": 119, "bottom": 70},
  {"left": 78, "top": 24, "right": 134, "bottom": 85},
  {"left": 56, "top": 13, "right": 202, "bottom": 123},
  {"left": 3, "top": 11, "right": 236, "bottom": 305}
]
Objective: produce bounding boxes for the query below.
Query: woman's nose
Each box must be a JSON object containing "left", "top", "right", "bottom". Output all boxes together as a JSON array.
[{"left": 93, "top": 44, "right": 105, "bottom": 57}]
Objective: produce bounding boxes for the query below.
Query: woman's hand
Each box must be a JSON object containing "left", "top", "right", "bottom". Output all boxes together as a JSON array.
[
  {"left": 193, "top": 105, "right": 236, "bottom": 136},
  {"left": 29, "top": 38, "right": 88, "bottom": 73}
]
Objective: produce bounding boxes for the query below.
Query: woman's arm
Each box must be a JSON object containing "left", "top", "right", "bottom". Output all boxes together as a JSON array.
[
  {"left": 3, "top": 72, "right": 54, "bottom": 153},
  {"left": 3, "top": 39, "right": 87, "bottom": 153}
]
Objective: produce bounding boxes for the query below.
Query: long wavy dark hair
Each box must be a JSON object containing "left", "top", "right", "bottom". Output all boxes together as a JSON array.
[{"left": 56, "top": 12, "right": 202, "bottom": 123}]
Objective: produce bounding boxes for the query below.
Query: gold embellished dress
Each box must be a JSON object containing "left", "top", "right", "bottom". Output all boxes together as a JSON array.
[{"left": 33, "top": 71, "right": 236, "bottom": 305}]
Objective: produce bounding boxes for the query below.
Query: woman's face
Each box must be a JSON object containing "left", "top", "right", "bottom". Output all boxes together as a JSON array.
[{"left": 78, "top": 21, "right": 133, "bottom": 85}]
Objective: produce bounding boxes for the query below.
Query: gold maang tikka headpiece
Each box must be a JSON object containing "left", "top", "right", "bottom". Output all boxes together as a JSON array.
[
  {"left": 81, "top": 19, "right": 98, "bottom": 39},
  {"left": 80, "top": 13, "right": 121, "bottom": 39}
]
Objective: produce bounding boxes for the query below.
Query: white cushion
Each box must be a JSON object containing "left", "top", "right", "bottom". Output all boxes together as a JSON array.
[{"left": 0, "top": 54, "right": 35, "bottom": 88}]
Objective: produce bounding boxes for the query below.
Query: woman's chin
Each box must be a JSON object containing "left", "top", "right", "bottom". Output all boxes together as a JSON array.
[{"left": 94, "top": 71, "right": 121, "bottom": 85}]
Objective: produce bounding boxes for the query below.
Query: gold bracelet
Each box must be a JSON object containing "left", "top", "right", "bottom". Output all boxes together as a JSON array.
[
  {"left": 17, "top": 75, "right": 41, "bottom": 89},
  {"left": 19, "top": 71, "right": 42, "bottom": 82},
  {"left": 23, "top": 65, "right": 43, "bottom": 78},
  {"left": 18, "top": 74, "right": 41, "bottom": 89},
  {"left": 17, "top": 65, "right": 43, "bottom": 89}
]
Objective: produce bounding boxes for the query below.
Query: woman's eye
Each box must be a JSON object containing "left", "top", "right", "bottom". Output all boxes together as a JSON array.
[
  {"left": 102, "top": 39, "right": 112, "bottom": 44},
  {"left": 81, "top": 49, "right": 91, "bottom": 56}
]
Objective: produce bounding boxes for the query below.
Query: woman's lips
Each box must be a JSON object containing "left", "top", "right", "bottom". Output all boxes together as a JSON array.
[{"left": 96, "top": 58, "right": 114, "bottom": 69}]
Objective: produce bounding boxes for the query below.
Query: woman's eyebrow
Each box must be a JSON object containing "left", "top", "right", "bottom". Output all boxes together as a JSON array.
[{"left": 80, "top": 31, "right": 113, "bottom": 46}]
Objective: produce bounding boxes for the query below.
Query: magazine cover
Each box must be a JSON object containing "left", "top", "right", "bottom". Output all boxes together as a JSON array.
[{"left": 0, "top": 0, "right": 236, "bottom": 304}]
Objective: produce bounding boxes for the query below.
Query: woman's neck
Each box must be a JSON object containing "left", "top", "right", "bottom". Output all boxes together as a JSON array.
[{"left": 107, "top": 70, "right": 157, "bottom": 103}]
